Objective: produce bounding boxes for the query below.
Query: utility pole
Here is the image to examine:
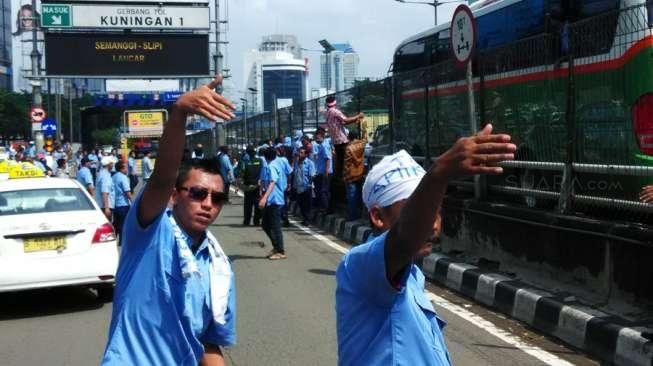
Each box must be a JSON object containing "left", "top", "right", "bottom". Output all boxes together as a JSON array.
[
  {"left": 30, "top": 0, "right": 43, "bottom": 151},
  {"left": 69, "top": 80, "right": 73, "bottom": 143}
]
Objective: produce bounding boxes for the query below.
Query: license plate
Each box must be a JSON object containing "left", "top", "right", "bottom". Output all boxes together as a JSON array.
[{"left": 24, "top": 237, "right": 66, "bottom": 253}]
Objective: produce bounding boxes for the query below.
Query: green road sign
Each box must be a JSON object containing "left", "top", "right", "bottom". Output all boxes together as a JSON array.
[{"left": 41, "top": 4, "right": 71, "bottom": 27}]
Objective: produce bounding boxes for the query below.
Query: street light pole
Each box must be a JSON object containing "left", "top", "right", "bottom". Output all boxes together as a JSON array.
[{"left": 240, "top": 98, "right": 248, "bottom": 144}]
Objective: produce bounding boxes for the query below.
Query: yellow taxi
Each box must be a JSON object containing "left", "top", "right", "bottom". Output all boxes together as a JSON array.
[{"left": 0, "top": 160, "right": 118, "bottom": 299}]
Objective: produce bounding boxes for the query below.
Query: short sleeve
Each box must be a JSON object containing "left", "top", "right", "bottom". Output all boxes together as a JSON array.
[
  {"left": 101, "top": 177, "right": 112, "bottom": 194},
  {"left": 121, "top": 192, "right": 166, "bottom": 253},
  {"left": 120, "top": 175, "right": 131, "bottom": 192},
  {"left": 82, "top": 171, "right": 94, "bottom": 186},
  {"left": 201, "top": 276, "right": 237, "bottom": 347},
  {"left": 269, "top": 164, "right": 280, "bottom": 183},
  {"left": 324, "top": 142, "right": 332, "bottom": 160},
  {"left": 338, "top": 232, "right": 404, "bottom": 308},
  {"left": 335, "top": 109, "right": 347, "bottom": 123}
]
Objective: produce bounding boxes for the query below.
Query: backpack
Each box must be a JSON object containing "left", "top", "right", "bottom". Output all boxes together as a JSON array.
[{"left": 242, "top": 158, "right": 262, "bottom": 188}]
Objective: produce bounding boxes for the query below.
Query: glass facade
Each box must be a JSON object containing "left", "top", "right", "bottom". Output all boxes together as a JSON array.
[
  {"left": 0, "top": 0, "right": 11, "bottom": 90},
  {"left": 262, "top": 69, "right": 305, "bottom": 112}
]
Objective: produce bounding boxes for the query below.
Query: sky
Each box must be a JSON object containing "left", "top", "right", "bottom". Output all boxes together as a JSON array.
[{"left": 221, "top": 0, "right": 462, "bottom": 102}]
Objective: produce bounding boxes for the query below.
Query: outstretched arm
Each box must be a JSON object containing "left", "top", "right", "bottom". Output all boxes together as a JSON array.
[
  {"left": 137, "top": 77, "right": 235, "bottom": 227},
  {"left": 384, "top": 124, "right": 516, "bottom": 280},
  {"left": 200, "top": 344, "right": 225, "bottom": 366}
]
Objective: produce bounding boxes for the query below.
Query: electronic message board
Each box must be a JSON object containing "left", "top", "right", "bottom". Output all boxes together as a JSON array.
[{"left": 45, "top": 33, "right": 209, "bottom": 77}]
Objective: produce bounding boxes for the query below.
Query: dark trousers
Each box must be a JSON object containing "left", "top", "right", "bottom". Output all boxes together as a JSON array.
[
  {"left": 113, "top": 206, "right": 130, "bottom": 245},
  {"left": 313, "top": 174, "right": 331, "bottom": 215},
  {"left": 129, "top": 174, "right": 139, "bottom": 191},
  {"left": 224, "top": 183, "right": 231, "bottom": 201},
  {"left": 243, "top": 189, "right": 261, "bottom": 225},
  {"left": 282, "top": 191, "right": 290, "bottom": 224},
  {"left": 262, "top": 204, "right": 284, "bottom": 254},
  {"left": 296, "top": 190, "right": 312, "bottom": 223}
]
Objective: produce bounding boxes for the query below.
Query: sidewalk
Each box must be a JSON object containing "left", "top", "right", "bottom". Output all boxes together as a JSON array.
[{"left": 289, "top": 203, "right": 653, "bottom": 366}]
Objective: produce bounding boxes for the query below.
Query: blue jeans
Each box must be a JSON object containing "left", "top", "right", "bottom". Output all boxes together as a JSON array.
[
  {"left": 262, "top": 204, "right": 284, "bottom": 254},
  {"left": 346, "top": 181, "right": 362, "bottom": 221}
]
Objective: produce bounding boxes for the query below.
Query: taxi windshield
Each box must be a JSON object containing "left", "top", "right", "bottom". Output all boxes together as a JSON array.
[{"left": 0, "top": 188, "right": 95, "bottom": 216}]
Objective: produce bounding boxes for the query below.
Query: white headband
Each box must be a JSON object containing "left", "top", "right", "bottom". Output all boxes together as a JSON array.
[{"left": 362, "top": 150, "right": 425, "bottom": 209}]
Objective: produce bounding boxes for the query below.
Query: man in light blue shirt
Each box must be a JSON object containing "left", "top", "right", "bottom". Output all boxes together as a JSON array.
[
  {"left": 311, "top": 127, "right": 332, "bottom": 221},
  {"left": 95, "top": 157, "right": 115, "bottom": 220},
  {"left": 293, "top": 146, "right": 316, "bottom": 225},
  {"left": 217, "top": 146, "right": 234, "bottom": 202},
  {"left": 112, "top": 161, "right": 132, "bottom": 244},
  {"left": 76, "top": 157, "right": 95, "bottom": 196},
  {"left": 102, "top": 77, "right": 237, "bottom": 366},
  {"left": 258, "top": 147, "right": 287, "bottom": 260},
  {"left": 336, "top": 125, "right": 517, "bottom": 366}
]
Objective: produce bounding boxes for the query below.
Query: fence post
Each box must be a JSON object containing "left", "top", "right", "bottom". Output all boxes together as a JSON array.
[
  {"left": 314, "top": 99, "right": 319, "bottom": 130},
  {"left": 423, "top": 71, "right": 431, "bottom": 162},
  {"left": 558, "top": 31, "right": 576, "bottom": 214},
  {"left": 301, "top": 103, "right": 305, "bottom": 134},
  {"left": 388, "top": 76, "right": 396, "bottom": 153}
]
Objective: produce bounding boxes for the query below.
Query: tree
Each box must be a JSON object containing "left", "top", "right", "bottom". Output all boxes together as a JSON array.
[{"left": 0, "top": 91, "right": 32, "bottom": 139}]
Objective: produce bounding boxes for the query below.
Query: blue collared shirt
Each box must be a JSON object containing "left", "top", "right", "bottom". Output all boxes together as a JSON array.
[
  {"left": 293, "top": 159, "right": 316, "bottom": 194},
  {"left": 128, "top": 157, "right": 135, "bottom": 175},
  {"left": 312, "top": 140, "right": 332, "bottom": 175},
  {"left": 266, "top": 159, "right": 286, "bottom": 206},
  {"left": 271, "top": 156, "right": 293, "bottom": 177},
  {"left": 101, "top": 195, "right": 236, "bottom": 366},
  {"left": 336, "top": 232, "right": 451, "bottom": 366},
  {"left": 76, "top": 166, "right": 94, "bottom": 188},
  {"left": 112, "top": 171, "right": 131, "bottom": 208},
  {"left": 95, "top": 168, "right": 115, "bottom": 209},
  {"left": 218, "top": 153, "right": 234, "bottom": 184}
]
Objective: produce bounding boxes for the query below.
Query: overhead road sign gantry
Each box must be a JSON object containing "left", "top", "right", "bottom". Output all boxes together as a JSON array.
[
  {"left": 45, "top": 33, "right": 209, "bottom": 77},
  {"left": 41, "top": 0, "right": 208, "bottom": 4},
  {"left": 41, "top": 4, "right": 210, "bottom": 30}
]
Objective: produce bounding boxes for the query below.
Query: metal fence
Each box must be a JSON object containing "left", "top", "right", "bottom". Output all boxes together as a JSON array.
[{"left": 205, "top": 2, "right": 653, "bottom": 224}]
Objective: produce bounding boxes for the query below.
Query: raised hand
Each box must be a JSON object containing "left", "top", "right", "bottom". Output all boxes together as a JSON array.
[
  {"left": 435, "top": 123, "right": 516, "bottom": 178},
  {"left": 174, "top": 76, "right": 236, "bottom": 122},
  {"left": 640, "top": 185, "right": 653, "bottom": 203}
]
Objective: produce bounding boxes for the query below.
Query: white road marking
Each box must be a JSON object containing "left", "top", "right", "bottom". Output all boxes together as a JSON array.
[{"left": 287, "top": 218, "right": 574, "bottom": 366}]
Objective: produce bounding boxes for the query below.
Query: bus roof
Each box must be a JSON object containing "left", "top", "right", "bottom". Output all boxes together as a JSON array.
[{"left": 394, "top": 0, "right": 530, "bottom": 55}]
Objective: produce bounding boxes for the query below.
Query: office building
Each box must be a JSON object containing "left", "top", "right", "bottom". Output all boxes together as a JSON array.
[
  {"left": 0, "top": 0, "right": 11, "bottom": 90},
  {"left": 320, "top": 42, "right": 359, "bottom": 93},
  {"left": 243, "top": 34, "right": 308, "bottom": 113}
]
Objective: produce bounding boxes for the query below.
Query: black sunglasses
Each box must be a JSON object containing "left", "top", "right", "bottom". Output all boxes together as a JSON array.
[{"left": 178, "top": 186, "right": 228, "bottom": 206}]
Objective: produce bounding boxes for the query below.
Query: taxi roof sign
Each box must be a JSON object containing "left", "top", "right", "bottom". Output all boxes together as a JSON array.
[{"left": 0, "top": 160, "right": 45, "bottom": 179}]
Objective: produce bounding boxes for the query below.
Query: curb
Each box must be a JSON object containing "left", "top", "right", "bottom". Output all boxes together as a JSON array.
[{"left": 289, "top": 202, "right": 653, "bottom": 366}]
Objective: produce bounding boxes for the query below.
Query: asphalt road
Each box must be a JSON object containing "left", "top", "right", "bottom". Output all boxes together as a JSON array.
[{"left": 0, "top": 196, "right": 599, "bottom": 366}]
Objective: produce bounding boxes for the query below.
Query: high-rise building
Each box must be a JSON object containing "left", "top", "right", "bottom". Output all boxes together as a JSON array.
[
  {"left": 0, "top": 0, "right": 11, "bottom": 90},
  {"left": 243, "top": 34, "right": 308, "bottom": 114},
  {"left": 320, "top": 42, "right": 359, "bottom": 93}
]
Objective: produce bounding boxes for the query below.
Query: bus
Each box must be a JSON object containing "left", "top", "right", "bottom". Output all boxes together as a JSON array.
[{"left": 391, "top": 0, "right": 653, "bottom": 218}]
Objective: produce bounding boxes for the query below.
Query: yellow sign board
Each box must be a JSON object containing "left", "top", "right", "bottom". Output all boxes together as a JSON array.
[
  {"left": 125, "top": 110, "right": 166, "bottom": 137},
  {"left": 8, "top": 162, "right": 45, "bottom": 179}
]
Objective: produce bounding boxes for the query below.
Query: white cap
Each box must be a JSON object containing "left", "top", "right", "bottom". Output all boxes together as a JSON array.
[
  {"left": 362, "top": 150, "right": 425, "bottom": 209},
  {"left": 101, "top": 156, "right": 114, "bottom": 166}
]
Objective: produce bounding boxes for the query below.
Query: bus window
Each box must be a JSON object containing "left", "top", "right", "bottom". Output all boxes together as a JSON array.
[{"left": 394, "top": 39, "right": 427, "bottom": 73}]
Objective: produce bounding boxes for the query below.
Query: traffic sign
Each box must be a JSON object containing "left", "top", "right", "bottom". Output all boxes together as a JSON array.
[
  {"left": 450, "top": 5, "right": 476, "bottom": 64},
  {"left": 41, "top": 4, "right": 72, "bottom": 28},
  {"left": 30, "top": 107, "right": 46, "bottom": 123},
  {"left": 41, "top": 118, "right": 58, "bottom": 137}
]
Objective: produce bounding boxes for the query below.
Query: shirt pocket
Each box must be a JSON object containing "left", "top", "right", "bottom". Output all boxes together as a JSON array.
[{"left": 413, "top": 291, "right": 450, "bottom": 355}]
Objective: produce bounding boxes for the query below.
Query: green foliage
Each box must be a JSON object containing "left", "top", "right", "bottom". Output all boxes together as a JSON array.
[
  {"left": 0, "top": 91, "right": 32, "bottom": 138},
  {"left": 91, "top": 127, "right": 119, "bottom": 146}
]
